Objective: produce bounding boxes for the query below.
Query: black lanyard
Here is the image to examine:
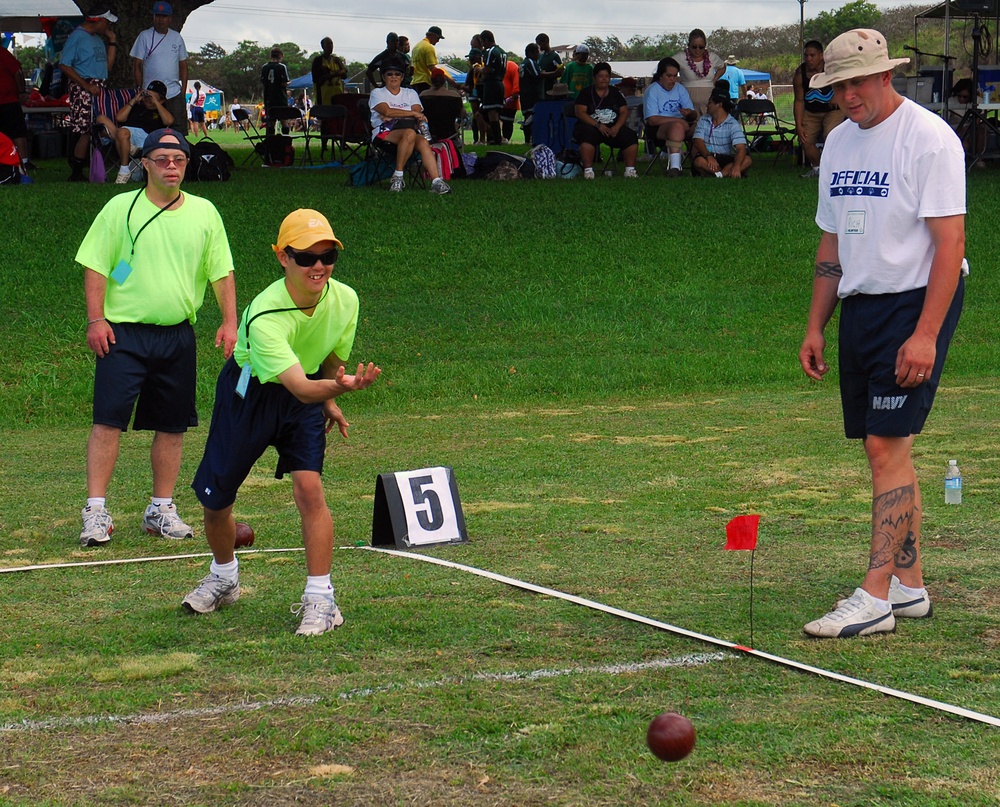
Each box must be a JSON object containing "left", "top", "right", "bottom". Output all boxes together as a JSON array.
[
  {"left": 125, "top": 189, "right": 181, "bottom": 260},
  {"left": 242, "top": 281, "right": 331, "bottom": 356}
]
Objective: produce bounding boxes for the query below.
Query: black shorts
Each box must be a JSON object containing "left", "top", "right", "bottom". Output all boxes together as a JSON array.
[
  {"left": 479, "top": 83, "right": 504, "bottom": 111},
  {"left": 572, "top": 121, "right": 639, "bottom": 150},
  {"left": 93, "top": 321, "right": 197, "bottom": 432},
  {"left": 838, "top": 277, "right": 964, "bottom": 439},
  {"left": 192, "top": 358, "right": 327, "bottom": 511},
  {"left": 0, "top": 102, "right": 27, "bottom": 140}
]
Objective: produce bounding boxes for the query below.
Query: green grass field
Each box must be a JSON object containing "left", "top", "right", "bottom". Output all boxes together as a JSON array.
[{"left": 1, "top": 152, "right": 999, "bottom": 805}]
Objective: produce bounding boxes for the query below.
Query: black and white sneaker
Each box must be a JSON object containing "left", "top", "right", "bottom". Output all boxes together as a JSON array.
[{"left": 804, "top": 587, "right": 895, "bottom": 638}]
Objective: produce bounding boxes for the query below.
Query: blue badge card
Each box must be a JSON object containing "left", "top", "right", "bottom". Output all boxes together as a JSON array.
[
  {"left": 110, "top": 259, "right": 133, "bottom": 285},
  {"left": 235, "top": 362, "right": 252, "bottom": 399}
]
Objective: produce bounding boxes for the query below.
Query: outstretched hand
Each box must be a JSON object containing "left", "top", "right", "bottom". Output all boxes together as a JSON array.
[{"left": 334, "top": 362, "right": 381, "bottom": 393}]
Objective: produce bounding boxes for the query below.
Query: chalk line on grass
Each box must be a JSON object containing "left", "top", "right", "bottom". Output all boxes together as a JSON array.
[
  {"left": 0, "top": 547, "right": 304, "bottom": 575},
  {"left": 351, "top": 546, "right": 1000, "bottom": 728},
  {"left": 0, "top": 652, "right": 728, "bottom": 733}
]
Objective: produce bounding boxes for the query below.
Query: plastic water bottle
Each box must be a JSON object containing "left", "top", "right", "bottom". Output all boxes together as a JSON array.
[
  {"left": 945, "top": 460, "right": 962, "bottom": 505},
  {"left": 419, "top": 121, "right": 431, "bottom": 141}
]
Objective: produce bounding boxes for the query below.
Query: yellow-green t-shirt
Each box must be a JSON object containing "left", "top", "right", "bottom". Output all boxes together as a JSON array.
[
  {"left": 75, "top": 189, "right": 234, "bottom": 325},
  {"left": 411, "top": 38, "right": 437, "bottom": 86},
  {"left": 234, "top": 276, "right": 359, "bottom": 384}
]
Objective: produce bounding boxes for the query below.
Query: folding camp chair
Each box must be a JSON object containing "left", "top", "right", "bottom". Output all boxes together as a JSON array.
[
  {"left": 303, "top": 104, "right": 347, "bottom": 164},
  {"left": 232, "top": 107, "right": 265, "bottom": 166},
  {"left": 736, "top": 98, "right": 795, "bottom": 161},
  {"left": 330, "top": 93, "right": 371, "bottom": 164}
]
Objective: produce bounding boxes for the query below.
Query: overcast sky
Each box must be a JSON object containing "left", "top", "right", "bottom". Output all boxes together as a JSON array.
[{"left": 169, "top": 0, "right": 910, "bottom": 66}]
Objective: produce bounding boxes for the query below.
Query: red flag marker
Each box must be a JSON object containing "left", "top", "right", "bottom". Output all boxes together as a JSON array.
[{"left": 726, "top": 515, "right": 759, "bottom": 551}]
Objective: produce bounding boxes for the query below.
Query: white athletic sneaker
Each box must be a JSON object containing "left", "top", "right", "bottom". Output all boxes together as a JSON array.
[
  {"left": 182, "top": 573, "right": 240, "bottom": 614},
  {"left": 389, "top": 175, "right": 404, "bottom": 192},
  {"left": 80, "top": 505, "right": 114, "bottom": 547},
  {"left": 804, "top": 587, "right": 895, "bottom": 638},
  {"left": 292, "top": 594, "right": 345, "bottom": 636},
  {"left": 430, "top": 177, "right": 452, "bottom": 194},
  {"left": 143, "top": 502, "right": 194, "bottom": 539},
  {"left": 836, "top": 575, "right": 932, "bottom": 619},
  {"left": 624, "top": 167, "right": 638, "bottom": 178},
  {"left": 583, "top": 167, "right": 595, "bottom": 180},
  {"left": 115, "top": 169, "right": 130, "bottom": 184}
]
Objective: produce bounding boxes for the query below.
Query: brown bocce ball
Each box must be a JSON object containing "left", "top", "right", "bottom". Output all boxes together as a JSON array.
[
  {"left": 234, "top": 521, "right": 255, "bottom": 548},
  {"left": 646, "top": 711, "right": 696, "bottom": 762}
]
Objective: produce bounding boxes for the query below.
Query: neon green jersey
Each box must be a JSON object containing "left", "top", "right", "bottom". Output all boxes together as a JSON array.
[
  {"left": 234, "top": 276, "right": 359, "bottom": 384},
  {"left": 75, "top": 190, "right": 234, "bottom": 325}
]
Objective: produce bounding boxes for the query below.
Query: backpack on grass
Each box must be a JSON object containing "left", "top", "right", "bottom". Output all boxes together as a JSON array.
[{"left": 186, "top": 137, "right": 233, "bottom": 182}]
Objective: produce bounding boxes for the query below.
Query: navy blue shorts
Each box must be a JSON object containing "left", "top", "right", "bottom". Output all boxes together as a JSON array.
[
  {"left": 190, "top": 106, "right": 206, "bottom": 123},
  {"left": 93, "top": 321, "right": 197, "bottom": 432},
  {"left": 838, "top": 277, "right": 964, "bottom": 439},
  {"left": 192, "top": 358, "right": 327, "bottom": 510}
]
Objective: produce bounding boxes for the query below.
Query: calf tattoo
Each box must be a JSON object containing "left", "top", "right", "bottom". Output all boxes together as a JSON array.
[
  {"left": 815, "top": 261, "right": 843, "bottom": 278},
  {"left": 869, "top": 484, "right": 917, "bottom": 572}
]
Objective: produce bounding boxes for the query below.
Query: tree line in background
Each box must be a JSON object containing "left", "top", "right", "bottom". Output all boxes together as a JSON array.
[{"left": 12, "top": 0, "right": 985, "bottom": 98}]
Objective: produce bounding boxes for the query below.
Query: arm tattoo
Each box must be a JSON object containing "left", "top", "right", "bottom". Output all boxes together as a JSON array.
[
  {"left": 814, "top": 261, "right": 843, "bottom": 279},
  {"left": 868, "top": 484, "right": 917, "bottom": 573}
]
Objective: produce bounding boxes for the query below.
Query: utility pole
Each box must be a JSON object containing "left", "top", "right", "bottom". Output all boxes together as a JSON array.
[{"left": 799, "top": 0, "right": 807, "bottom": 54}]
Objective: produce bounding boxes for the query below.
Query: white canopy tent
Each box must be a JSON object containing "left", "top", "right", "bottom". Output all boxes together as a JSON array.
[{"left": 0, "top": 0, "right": 80, "bottom": 33}]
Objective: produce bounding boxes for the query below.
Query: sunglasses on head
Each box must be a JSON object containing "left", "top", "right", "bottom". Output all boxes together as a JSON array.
[{"left": 285, "top": 246, "right": 339, "bottom": 266}]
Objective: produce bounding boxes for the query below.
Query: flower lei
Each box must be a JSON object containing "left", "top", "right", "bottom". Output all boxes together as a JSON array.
[{"left": 686, "top": 48, "right": 712, "bottom": 79}]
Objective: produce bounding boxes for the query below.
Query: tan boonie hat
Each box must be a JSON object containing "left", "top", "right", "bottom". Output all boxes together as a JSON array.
[{"left": 810, "top": 29, "right": 909, "bottom": 89}]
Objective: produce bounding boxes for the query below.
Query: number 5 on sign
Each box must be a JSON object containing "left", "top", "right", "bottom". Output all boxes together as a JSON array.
[{"left": 372, "top": 466, "right": 469, "bottom": 549}]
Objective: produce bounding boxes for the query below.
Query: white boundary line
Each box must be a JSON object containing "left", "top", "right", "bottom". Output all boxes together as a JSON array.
[
  {"left": 350, "top": 546, "right": 1000, "bottom": 728},
  {"left": 0, "top": 547, "right": 304, "bottom": 574},
  {"left": 0, "top": 652, "right": 728, "bottom": 733}
]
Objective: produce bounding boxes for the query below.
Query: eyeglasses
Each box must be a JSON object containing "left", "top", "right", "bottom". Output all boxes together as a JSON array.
[
  {"left": 146, "top": 155, "right": 188, "bottom": 167},
  {"left": 689, "top": 44, "right": 706, "bottom": 51},
  {"left": 384, "top": 71, "right": 403, "bottom": 78},
  {"left": 285, "top": 246, "right": 339, "bottom": 266}
]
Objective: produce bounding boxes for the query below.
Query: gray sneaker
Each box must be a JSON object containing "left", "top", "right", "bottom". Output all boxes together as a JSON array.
[
  {"left": 804, "top": 587, "right": 895, "bottom": 638},
  {"left": 182, "top": 574, "right": 240, "bottom": 614},
  {"left": 80, "top": 505, "right": 114, "bottom": 547},
  {"left": 430, "top": 177, "right": 451, "bottom": 194},
  {"left": 292, "top": 594, "right": 345, "bottom": 636},
  {"left": 143, "top": 502, "right": 194, "bottom": 539},
  {"left": 836, "top": 575, "right": 932, "bottom": 619},
  {"left": 389, "top": 175, "right": 404, "bottom": 192},
  {"left": 801, "top": 166, "right": 820, "bottom": 178}
]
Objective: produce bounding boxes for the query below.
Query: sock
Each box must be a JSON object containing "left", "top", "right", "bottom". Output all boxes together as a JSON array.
[
  {"left": 117, "top": 165, "right": 129, "bottom": 175},
  {"left": 896, "top": 581, "right": 926, "bottom": 597},
  {"left": 151, "top": 496, "right": 172, "bottom": 508},
  {"left": 870, "top": 595, "right": 891, "bottom": 613},
  {"left": 669, "top": 153, "right": 682, "bottom": 169},
  {"left": 210, "top": 558, "right": 239, "bottom": 581},
  {"left": 304, "top": 575, "right": 333, "bottom": 599},
  {"left": 86, "top": 497, "right": 106, "bottom": 510},
  {"left": 393, "top": 170, "right": 404, "bottom": 177}
]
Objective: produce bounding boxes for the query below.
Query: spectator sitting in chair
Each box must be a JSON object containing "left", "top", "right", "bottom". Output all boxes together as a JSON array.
[
  {"left": 643, "top": 56, "right": 696, "bottom": 177},
  {"left": 573, "top": 62, "right": 639, "bottom": 179},
  {"left": 691, "top": 90, "right": 751, "bottom": 178},
  {"left": 420, "top": 67, "right": 461, "bottom": 99},
  {"left": 368, "top": 61, "right": 451, "bottom": 194},
  {"left": 112, "top": 79, "right": 174, "bottom": 183}
]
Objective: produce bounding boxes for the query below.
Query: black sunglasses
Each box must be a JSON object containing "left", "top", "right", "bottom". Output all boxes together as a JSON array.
[{"left": 285, "top": 246, "right": 338, "bottom": 266}]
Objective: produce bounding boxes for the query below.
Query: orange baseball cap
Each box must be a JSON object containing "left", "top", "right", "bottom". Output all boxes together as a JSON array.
[{"left": 272, "top": 209, "right": 344, "bottom": 252}]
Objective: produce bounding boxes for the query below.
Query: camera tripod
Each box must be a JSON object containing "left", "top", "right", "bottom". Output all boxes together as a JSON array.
[{"left": 956, "top": 15, "right": 1000, "bottom": 170}]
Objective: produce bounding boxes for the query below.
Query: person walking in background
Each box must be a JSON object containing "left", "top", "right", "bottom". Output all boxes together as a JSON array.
[
  {"left": 188, "top": 79, "right": 208, "bottom": 138},
  {"left": 75, "top": 128, "right": 237, "bottom": 548},
  {"left": 798, "top": 30, "right": 967, "bottom": 638},
  {"left": 261, "top": 47, "right": 290, "bottom": 135},
  {"left": 130, "top": 1, "right": 189, "bottom": 135},
  {"left": 58, "top": 4, "right": 118, "bottom": 181},
  {"left": 182, "top": 209, "right": 380, "bottom": 636},
  {"left": 794, "top": 39, "right": 846, "bottom": 178}
]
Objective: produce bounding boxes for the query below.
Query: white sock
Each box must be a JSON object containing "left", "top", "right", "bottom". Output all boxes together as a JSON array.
[
  {"left": 393, "top": 170, "right": 404, "bottom": 177},
  {"left": 117, "top": 165, "right": 129, "bottom": 175},
  {"left": 669, "top": 153, "right": 682, "bottom": 169},
  {"left": 896, "top": 581, "right": 926, "bottom": 596},
  {"left": 304, "top": 575, "right": 333, "bottom": 599},
  {"left": 870, "top": 595, "right": 891, "bottom": 613},
  {"left": 210, "top": 558, "right": 239, "bottom": 581},
  {"left": 151, "top": 496, "right": 172, "bottom": 508},
  {"left": 86, "top": 497, "right": 106, "bottom": 510}
]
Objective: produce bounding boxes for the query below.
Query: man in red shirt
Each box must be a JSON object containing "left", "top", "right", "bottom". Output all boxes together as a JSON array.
[{"left": 0, "top": 46, "right": 31, "bottom": 173}]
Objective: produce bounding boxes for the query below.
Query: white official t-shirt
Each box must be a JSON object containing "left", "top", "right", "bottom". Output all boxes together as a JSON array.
[
  {"left": 816, "top": 97, "right": 967, "bottom": 298},
  {"left": 369, "top": 86, "right": 421, "bottom": 138}
]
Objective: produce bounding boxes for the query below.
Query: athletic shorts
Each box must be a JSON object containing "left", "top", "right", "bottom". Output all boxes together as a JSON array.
[
  {"left": 93, "top": 320, "right": 197, "bottom": 432},
  {"left": 573, "top": 121, "right": 639, "bottom": 149},
  {"left": 190, "top": 106, "right": 206, "bottom": 123},
  {"left": 838, "top": 277, "right": 964, "bottom": 439},
  {"left": 479, "top": 83, "right": 504, "bottom": 111},
  {"left": 800, "top": 108, "right": 845, "bottom": 147},
  {"left": 192, "top": 358, "right": 327, "bottom": 511},
  {"left": 0, "top": 102, "right": 28, "bottom": 140},
  {"left": 68, "top": 79, "right": 104, "bottom": 134},
  {"left": 124, "top": 126, "right": 149, "bottom": 151}
]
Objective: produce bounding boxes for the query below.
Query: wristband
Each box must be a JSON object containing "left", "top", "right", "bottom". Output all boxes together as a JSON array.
[{"left": 87, "top": 317, "right": 106, "bottom": 325}]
